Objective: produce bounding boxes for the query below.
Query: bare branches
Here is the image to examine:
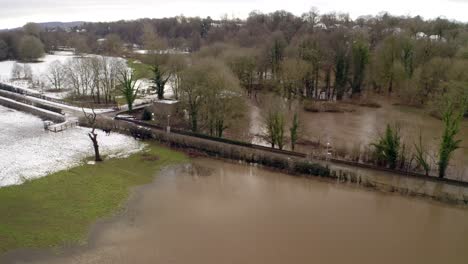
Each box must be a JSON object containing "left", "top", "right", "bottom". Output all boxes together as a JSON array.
[
  {"left": 82, "top": 107, "right": 97, "bottom": 129},
  {"left": 46, "top": 60, "right": 65, "bottom": 90},
  {"left": 82, "top": 107, "right": 102, "bottom": 162}
]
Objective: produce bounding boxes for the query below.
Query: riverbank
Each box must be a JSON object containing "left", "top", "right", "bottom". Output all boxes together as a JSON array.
[
  {"left": 104, "top": 117, "right": 468, "bottom": 205},
  {"left": 4, "top": 158, "right": 468, "bottom": 264},
  {"left": 246, "top": 94, "right": 468, "bottom": 179},
  {"left": 0, "top": 143, "right": 187, "bottom": 254}
]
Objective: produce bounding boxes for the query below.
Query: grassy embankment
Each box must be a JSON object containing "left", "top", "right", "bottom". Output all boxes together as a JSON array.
[
  {"left": 0, "top": 143, "right": 187, "bottom": 253},
  {"left": 127, "top": 59, "right": 153, "bottom": 79}
]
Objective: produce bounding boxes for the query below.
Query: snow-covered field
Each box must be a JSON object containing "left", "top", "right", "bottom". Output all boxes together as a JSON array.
[
  {"left": 0, "top": 52, "right": 174, "bottom": 101},
  {"left": 0, "top": 105, "right": 144, "bottom": 187},
  {"left": 0, "top": 51, "right": 74, "bottom": 82},
  {"left": 133, "top": 49, "right": 189, "bottom": 55},
  {"left": 134, "top": 77, "right": 176, "bottom": 99},
  {"left": 0, "top": 52, "right": 127, "bottom": 99}
]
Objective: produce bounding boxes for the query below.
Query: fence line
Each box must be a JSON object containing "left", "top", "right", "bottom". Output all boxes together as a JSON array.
[
  {"left": 46, "top": 121, "right": 80, "bottom": 133},
  {"left": 0, "top": 82, "right": 75, "bottom": 107}
]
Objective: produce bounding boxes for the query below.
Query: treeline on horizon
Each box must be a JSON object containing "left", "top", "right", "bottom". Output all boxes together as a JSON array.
[{"left": 0, "top": 9, "right": 467, "bottom": 109}]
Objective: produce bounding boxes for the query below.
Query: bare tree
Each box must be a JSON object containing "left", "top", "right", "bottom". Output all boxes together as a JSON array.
[
  {"left": 23, "top": 64, "right": 33, "bottom": 80},
  {"left": 0, "top": 39, "right": 8, "bottom": 61},
  {"left": 141, "top": 22, "right": 167, "bottom": 52},
  {"left": 69, "top": 35, "right": 90, "bottom": 55},
  {"left": 64, "top": 59, "right": 82, "bottom": 96},
  {"left": 290, "top": 112, "right": 300, "bottom": 151},
  {"left": 82, "top": 108, "right": 102, "bottom": 162},
  {"left": 261, "top": 98, "right": 286, "bottom": 149},
  {"left": 179, "top": 58, "right": 244, "bottom": 134},
  {"left": 102, "top": 57, "right": 126, "bottom": 104},
  {"left": 46, "top": 60, "right": 65, "bottom": 90},
  {"left": 64, "top": 56, "right": 124, "bottom": 103},
  {"left": 167, "top": 54, "right": 187, "bottom": 100},
  {"left": 89, "top": 57, "right": 103, "bottom": 103},
  {"left": 11, "top": 63, "right": 23, "bottom": 79}
]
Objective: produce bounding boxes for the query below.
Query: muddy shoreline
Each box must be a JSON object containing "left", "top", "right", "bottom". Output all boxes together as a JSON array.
[
  {"left": 0, "top": 164, "right": 183, "bottom": 264},
  {"left": 3, "top": 159, "right": 468, "bottom": 264}
]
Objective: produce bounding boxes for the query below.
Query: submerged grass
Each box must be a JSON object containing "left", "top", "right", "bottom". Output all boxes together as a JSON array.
[{"left": 0, "top": 143, "right": 187, "bottom": 253}]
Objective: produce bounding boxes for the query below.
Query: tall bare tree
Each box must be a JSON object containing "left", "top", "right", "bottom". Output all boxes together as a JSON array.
[
  {"left": 180, "top": 58, "right": 244, "bottom": 134},
  {"left": 46, "top": 60, "right": 65, "bottom": 90},
  {"left": 82, "top": 108, "right": 102, "bottom": 162},
  {"left": 11, "top": 63, "right": 23, "bottom": 79}
]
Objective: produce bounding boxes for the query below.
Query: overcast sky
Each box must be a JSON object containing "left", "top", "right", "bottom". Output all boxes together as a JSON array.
[{"left": 1, "top": 0, "right": 468, "bottom": 29}]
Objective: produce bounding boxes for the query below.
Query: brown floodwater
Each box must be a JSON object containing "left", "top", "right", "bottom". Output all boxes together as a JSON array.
[
  {"left": 4, "top": 159, "right": 468, "bottom": 264},
  {"left": 247, "top": 97, "right": 468, "bottom": 180}
]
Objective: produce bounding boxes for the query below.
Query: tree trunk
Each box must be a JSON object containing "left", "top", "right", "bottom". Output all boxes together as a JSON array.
[
  {"left": 190, "top": 111, "right": 198, "bottom": 132},
  {"left": 325, "top": 68, "right": 331, "bottom": 100},
  {"left": 89, "top": 132, "right": 102, "bottom": 162},
  {"left": 314, "top": 70, "right": 319, "bottom": 99},
  {"left": 96, "top": 84, "right": 101, "bottom": 104},
  {"left": 157, "top": 85, "right": 164, "bottom": 100},
  {"left": 388, "top": 75, "right": 393, "bottom": 94}
]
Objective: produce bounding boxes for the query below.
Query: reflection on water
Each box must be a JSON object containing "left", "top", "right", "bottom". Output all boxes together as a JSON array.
[
  {"left": 9, "top": 159, "right": 468, "bottom": 264},
  {"left": 247, "top": 97, "right": 468, "bottom": 180}
]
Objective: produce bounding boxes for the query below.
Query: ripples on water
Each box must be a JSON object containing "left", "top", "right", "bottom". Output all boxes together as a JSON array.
[
  {"left": 247, "top": 97, "right": 468, "bottom": 180},
  {"left": 8, "top": 159, "right": 468, "bottom": 264}
]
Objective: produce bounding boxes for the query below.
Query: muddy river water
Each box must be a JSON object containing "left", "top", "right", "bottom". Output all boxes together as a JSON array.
[
  {"left": 247, "top": 97, "right": 468, "bottom": 180},
  {"left": 5, "top": 158, "right": 468, "bottom": 264}
]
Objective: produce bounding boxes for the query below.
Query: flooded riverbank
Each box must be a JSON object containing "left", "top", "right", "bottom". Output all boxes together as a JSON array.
[
  {"left": 246, "top": 95, "right": 468, "bottom": 180},
  {"left": 5, "top": 158, "right": 468, "bottom": 264}
]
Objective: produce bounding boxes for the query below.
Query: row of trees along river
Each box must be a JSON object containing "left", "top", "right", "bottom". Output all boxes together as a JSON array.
[{"left": 1, "top": 10, "right": 467, "bottom": 180}]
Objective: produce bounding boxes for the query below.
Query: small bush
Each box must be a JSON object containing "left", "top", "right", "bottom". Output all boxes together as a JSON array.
[
  {"left": 371, "top": 124, "right": 401, "bottom": 169},
  {"left": 438, "top": 100, "right": 464, "bottom": 178},
  {"left": 258, "top": 155, "right": 289, "bottom": 170},
  {"left": 294, "top": 162, "right": 330, "bottom": 177},
  {"left": 142, "top": 108, "right": 153, "bottom": 121},
  {"left": 129, "top": 127, "right": 153, "bottom": 140}
]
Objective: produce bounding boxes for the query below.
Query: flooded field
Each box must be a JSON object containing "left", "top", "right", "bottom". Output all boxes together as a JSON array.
[
  {"left": 5, "top": 158, "right": 468, "bottom": 264},
  {"left": 247, "top": 96, "right": 468, "bottom": 180}
]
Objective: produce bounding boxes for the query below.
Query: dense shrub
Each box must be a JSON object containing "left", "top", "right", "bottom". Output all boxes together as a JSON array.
[
  {"left": 257, "top": 155, "right": 289, "bottom": 170},
  {"left": 371, "top": 124, "right": 401, "bottom": 169},
  {"left": 294, "top": 162, "right": 330, "bottom": 177},
  {"left": 129, "top": 126, "right": 153, "bottom": 140},
  {"left": 142, "top": 108, "right": 153, "bottom": 121}
]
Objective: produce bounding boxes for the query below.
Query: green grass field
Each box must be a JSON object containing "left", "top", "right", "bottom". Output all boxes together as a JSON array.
[
  {"left": 127, "top": 59, "right": 153, "bottom": 79},
  {"left": 0, "top": 143, "right": 187, "bottom": 253}
]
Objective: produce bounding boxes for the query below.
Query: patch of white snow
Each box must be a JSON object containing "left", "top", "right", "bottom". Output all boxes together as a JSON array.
[{"left": 0, "top": 105, "right": 145, "bottom": 187}]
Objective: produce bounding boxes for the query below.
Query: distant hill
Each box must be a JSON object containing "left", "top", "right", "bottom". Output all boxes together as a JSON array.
[
  {"left": 36, "top": 21, "right": 86, "bottom": 29},
  {"left": 0, "top": 21, "right": 86, "bottom": 31}
]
